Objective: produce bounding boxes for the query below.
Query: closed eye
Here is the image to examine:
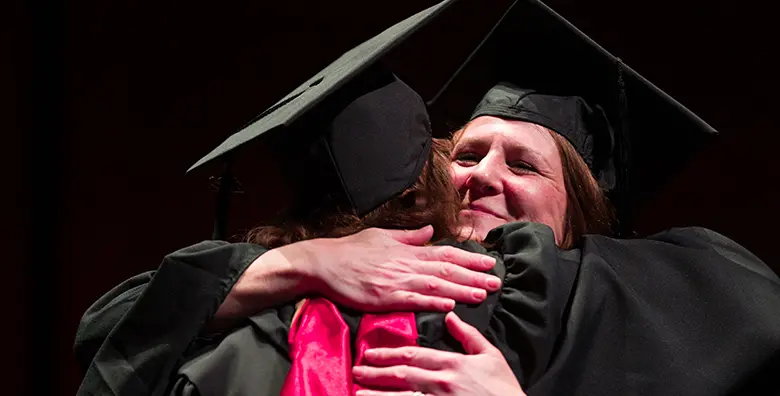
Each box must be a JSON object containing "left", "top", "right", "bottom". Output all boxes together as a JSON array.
[
  {"left": 508, "top": 161, "right": 537, "bottom": 173},
  {"left": 454, "top": 152, "right": 481, "bottom": 166},
  {"left": 455, "top": 153, "right": 538, "bottom": 174}
]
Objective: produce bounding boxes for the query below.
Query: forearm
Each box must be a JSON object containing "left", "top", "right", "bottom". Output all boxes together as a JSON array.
[{"left": 210, "top": 241, "right": 321, "bottom": 330}]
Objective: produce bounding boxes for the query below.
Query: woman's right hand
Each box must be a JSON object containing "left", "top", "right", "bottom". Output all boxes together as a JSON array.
[{"left": 293, "top": 225, "right": 501, "bottom": 312}]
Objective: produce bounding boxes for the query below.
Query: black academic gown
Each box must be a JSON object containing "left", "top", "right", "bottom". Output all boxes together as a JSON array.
[
  {"left": 527, "top": 226, "right": 780, "bottom": 396},
  {"left": 74, "top": 224, "right": 780, "bottom": 396}
]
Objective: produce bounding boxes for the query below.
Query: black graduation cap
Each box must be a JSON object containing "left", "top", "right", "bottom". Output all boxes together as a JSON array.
[
  {"left": 426, "top": 0, "right": 719, "bottom": 236},
  {"left": 188, "top": 0, "right": 456, "bottom": 240}
]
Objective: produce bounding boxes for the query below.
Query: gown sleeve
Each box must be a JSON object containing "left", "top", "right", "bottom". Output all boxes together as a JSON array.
[
  {"left": 416, "top": 222, "right": 579, "bottom": 388},
  {"left": 75, "top": 241, "right": 267, "bottom": 396},
  {"left": 528, "top": 227, "right": 780, "bottom": 396},
  {"left": 74, "top": 271, "right": 155, "bottom": 373},
  {"left": 484, "top": 222, "right": 579, "bottom": 387}
]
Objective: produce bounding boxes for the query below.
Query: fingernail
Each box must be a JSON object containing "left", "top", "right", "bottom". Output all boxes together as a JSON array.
[
  {"left": 487, "top": 277, "right": 500, "bottom": 289},
  {"left": 472, "top": 289, "right": 486, "bottom": 300},
  {"left": 352, "top": 366, "right": 366, "bottom": 376},
  {"left": 364, "top": 349, "right": 377, "bottom": 358}
]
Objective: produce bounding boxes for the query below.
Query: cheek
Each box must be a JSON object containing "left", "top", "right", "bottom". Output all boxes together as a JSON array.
[
  {"left": 505, "top": 180, "right": 566, "bottom": 220},
  {"left": 504, "top": 180, "right": 538, "bottom": 211}
]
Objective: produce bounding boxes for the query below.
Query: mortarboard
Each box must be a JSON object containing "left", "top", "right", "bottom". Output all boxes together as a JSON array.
[
  {"left": 426, "top": 0, "right": 719, "bottom": 236},
  {"left": 188, "top": 0, "right": 457, "bottom": 240}
]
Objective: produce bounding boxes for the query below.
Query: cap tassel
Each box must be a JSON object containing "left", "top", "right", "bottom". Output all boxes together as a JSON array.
[
  {"left": 615, "top": 58, "right": 635, "bottom": 238},
  {"left": 210, "top": 161, "right": 244, "bottom": 240}
]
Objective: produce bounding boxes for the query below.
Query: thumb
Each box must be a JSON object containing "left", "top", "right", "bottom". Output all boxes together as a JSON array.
[
  {"left": 445, "top": 312, "right": 493, "bottom": 355},
  {"left": 388, "top": 224, "right": 434, "bottom": 246}
]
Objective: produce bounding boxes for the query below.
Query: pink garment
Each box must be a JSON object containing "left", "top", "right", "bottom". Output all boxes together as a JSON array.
[{"left": 280, "top": 298, "right": 418, "bottom": 396}]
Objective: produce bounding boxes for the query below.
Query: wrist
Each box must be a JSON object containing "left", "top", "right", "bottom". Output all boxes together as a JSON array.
[
  {"left": 214, "top": 238, "right": 331, "bottom": 327},
  {"left": 227, "top": 246, "right": 311, "bottom": 313},
  {"left": 273, "top": 238, "right": 328, "bottom": 295}
]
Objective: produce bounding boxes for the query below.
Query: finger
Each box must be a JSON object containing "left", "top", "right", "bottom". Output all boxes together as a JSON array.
[
  {"left": 385, "top": 291, "right": 455, "bottom": 312},
  {"left": 386, "top": 225, "right": 434, "bottom": 246},
  {"left": 416, "top": 260, "right": 501, "bottom": 292},
  {"left": 355, "top": 390, "right": 423, "bottom": 396},
  {"left": 363, "top": 346, "right": 460, "bottom": 370},
  {"left": 352, "top": 365, "right": 440, "bottom": 391},
  {"left": 405, "top": 275, "right": 488, "bottom": 304},
  {"left": 417, "top": 245, "right": 498, "bottom": 273},
  {"left": 445, "top": 312, "right": 494, "bottom": 355}
]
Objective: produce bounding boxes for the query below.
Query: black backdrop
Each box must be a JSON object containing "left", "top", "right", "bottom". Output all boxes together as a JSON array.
[{"left": 9, "top": 0, "right": 778, "bottom": 394}]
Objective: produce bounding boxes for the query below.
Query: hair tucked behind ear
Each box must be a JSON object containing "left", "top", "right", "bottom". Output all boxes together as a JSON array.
[{"left": 246, "top": 138, "right": 461, "bottom": 248}]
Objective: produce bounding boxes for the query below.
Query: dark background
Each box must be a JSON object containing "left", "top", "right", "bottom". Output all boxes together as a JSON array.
[{"left": 9, "top": 0, "right": 778, "bottom": 394}]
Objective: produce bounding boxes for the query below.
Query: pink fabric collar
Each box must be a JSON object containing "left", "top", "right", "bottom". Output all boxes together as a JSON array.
[{"left": 281, "top": 298, "right": 418, "bottom": 396}]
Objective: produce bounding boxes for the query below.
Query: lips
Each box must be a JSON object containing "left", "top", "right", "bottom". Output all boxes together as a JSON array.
[{"left": 466, "top": 203, "right": 504, "bottom": 220}]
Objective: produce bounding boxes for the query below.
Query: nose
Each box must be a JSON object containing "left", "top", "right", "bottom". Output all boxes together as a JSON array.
[{"left": 466, "top": 155, "right": 503, "bottom": 196}]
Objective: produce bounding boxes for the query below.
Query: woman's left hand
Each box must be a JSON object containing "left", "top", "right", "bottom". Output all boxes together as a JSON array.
[{"left": 352, "top": 312, "right": 526, "bottom": 396}]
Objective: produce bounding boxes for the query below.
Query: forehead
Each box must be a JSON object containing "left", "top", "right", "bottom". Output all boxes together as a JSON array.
[{"left": 455, "top": 116, "right": 558, "bottom": 157}]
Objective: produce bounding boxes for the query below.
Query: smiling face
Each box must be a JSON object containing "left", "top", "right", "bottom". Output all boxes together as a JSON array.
[{"left": 450, "top": 116, "right": 568, "bottom": 243}]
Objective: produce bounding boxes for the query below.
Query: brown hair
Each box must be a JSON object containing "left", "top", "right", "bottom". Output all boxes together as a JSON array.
[
  {"left": 548, "top": 131, "right": 615, "bottom": 248},
  {"left": 246, "top": 138, "right": 462, "bottom": 248},
  {"left": 451, "top": 123, "right": 615, "bottom": 249}
]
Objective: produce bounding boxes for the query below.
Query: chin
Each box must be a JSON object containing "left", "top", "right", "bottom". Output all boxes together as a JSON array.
[
  {"left": 456, "top": 226, "right": 484, "bottom": 242},
  {"left": 457, "top": 213, "right": 504, "bottom": 242}
]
